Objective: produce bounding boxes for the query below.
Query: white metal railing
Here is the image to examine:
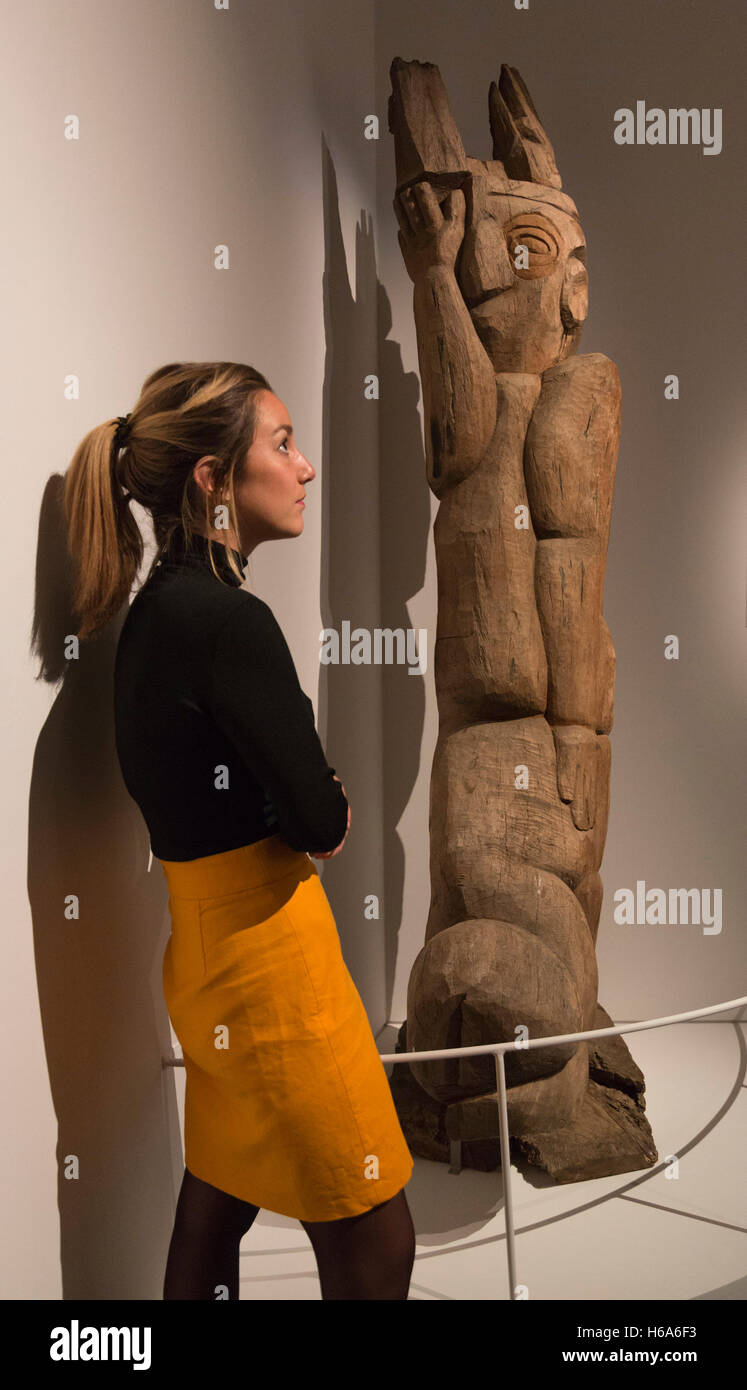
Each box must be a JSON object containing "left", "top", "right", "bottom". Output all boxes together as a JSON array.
[{"left": 164, "top": 994, "right": 747, "bottom": 1298}]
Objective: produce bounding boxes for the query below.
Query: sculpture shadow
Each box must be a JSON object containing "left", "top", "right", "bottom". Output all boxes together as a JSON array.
[{"left": 314, "top": 133, "right": 430, "bottom": 1017}]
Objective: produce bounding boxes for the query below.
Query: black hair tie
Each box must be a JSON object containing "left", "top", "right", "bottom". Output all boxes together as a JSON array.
[{"left": 114, "top": 413, "right": 132, "bottom": 448}]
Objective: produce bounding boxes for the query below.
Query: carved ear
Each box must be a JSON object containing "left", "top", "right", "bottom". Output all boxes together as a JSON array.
[
  {"left": 388, "top": 55, "right": 469, "bottom": 191},
  {"left": 489, "top": 64, "right": 562, "bottom": 190}
]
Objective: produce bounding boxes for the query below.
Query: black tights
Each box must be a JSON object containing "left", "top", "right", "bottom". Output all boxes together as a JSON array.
[{"left": 163, "top": 1166, "right": 415, "bottom": 1300}]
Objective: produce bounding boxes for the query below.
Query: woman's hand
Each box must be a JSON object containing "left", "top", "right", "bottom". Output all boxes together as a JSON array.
[{"left": 309, "top": 775, "right": 350, "bottom": 859}]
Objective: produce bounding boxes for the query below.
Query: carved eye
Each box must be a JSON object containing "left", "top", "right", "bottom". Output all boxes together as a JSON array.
[{"left": 504, "top": 212, "right": 560, "bottom": 280}]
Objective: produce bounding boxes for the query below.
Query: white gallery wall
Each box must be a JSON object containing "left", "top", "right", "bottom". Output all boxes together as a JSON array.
[
  {"left": 2, "top": 0, "right": 380, "bottom": 1300},
  {"left": 0, "top": 0, "right": 743, "bottom": 1297}
]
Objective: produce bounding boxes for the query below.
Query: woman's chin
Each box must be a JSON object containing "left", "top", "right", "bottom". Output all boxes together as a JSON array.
[{"left": 268, "top": 511, "right": 304, "bottom": 537}]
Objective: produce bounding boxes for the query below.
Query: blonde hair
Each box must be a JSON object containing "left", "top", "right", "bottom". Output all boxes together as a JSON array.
[{"left": 63, "top": 361, "right": 272, "bottom": 640}]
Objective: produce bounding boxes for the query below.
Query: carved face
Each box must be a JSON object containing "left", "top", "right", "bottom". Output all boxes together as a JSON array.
[{"left": 455, "top": 162, "right": 588, "bottom": 373}]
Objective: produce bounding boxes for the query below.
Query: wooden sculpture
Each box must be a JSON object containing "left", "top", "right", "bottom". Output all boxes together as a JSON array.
[{"left": 388, "top": 58, "right": 657, "bottom": 1181}]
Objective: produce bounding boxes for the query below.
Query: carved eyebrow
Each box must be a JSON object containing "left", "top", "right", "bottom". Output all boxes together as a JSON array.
[{"left": 487, "top": 191, "right": 576, "bottom": 219}]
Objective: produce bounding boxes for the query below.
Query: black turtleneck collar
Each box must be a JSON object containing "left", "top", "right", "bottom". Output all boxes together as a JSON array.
[{"left": 160, "top": 530, "right": 248, "bottom": 587}]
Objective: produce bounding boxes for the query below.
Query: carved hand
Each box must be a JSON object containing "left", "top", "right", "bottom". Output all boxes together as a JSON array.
[{"left": 393, "top": 182, "right": 466, "bottom": 283}]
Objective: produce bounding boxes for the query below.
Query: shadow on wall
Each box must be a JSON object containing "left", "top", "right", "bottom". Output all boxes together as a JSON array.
[
  {"left": 314, "top": 133, "right": 431, "bottom": 1014},
  {"left": 26, "top": 139, "right": 431, "bottom": 1297},
  {"left": 30, "top": 473, "right": 177, "bottom": 1299}
]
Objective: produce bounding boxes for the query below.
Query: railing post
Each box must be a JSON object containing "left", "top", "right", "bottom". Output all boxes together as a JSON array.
[{"left": 494, "top": 1047, "right": 518, "bottom": 1298}]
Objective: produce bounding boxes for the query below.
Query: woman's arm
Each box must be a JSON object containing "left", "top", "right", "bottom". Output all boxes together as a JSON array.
[
  {"left": 207, "top": 594, "right": 349, "bottom": 854},
  {"left": 310, "top": 774, "right": 351, "bottom": 859}
]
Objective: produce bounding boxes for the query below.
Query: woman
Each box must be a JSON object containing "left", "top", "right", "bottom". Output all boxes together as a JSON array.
[{"left": 63, "top": 361, "right": 415, "bottom": 1300}]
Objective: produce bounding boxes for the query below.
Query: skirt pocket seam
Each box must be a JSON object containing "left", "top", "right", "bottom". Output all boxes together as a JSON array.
[
  {"left": 276, "top": 906, "right": 325, "bottom": 1021},
  {"left": 195, "top": 900, "right": 208, "bottom": 977},
  {"left": 192, "top": 863, "right": 314, "bottom": 911},
  {"left": 196, "top": 894, "right": 324, "bottom": 1031},
  {"left": 278, "top": 897, "right": 370, "bottom": 1157}
]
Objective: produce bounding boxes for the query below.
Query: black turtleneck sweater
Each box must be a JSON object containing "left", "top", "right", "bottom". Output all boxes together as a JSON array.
[{"left": 113, "top": 531, "right": 348, "bottom": 861}]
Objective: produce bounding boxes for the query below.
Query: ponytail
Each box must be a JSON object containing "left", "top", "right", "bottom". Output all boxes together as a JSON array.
[{"left": 63, "top": 418, "right": 144, "bottom": 641}]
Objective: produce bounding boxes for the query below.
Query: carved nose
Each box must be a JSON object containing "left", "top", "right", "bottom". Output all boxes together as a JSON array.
[{"left": 464, "top": 285, "right": 510, "bottom": 309}]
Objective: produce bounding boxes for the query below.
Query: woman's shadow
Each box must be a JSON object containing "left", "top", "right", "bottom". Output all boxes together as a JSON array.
[{"left": 30, "top": 476, "right": 180, "bottom": 1299}]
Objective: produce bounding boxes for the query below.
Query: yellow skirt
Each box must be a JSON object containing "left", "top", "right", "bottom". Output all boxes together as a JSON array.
[{"left": 158, "top": 833, "right": 413, "bottom": 1221}]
